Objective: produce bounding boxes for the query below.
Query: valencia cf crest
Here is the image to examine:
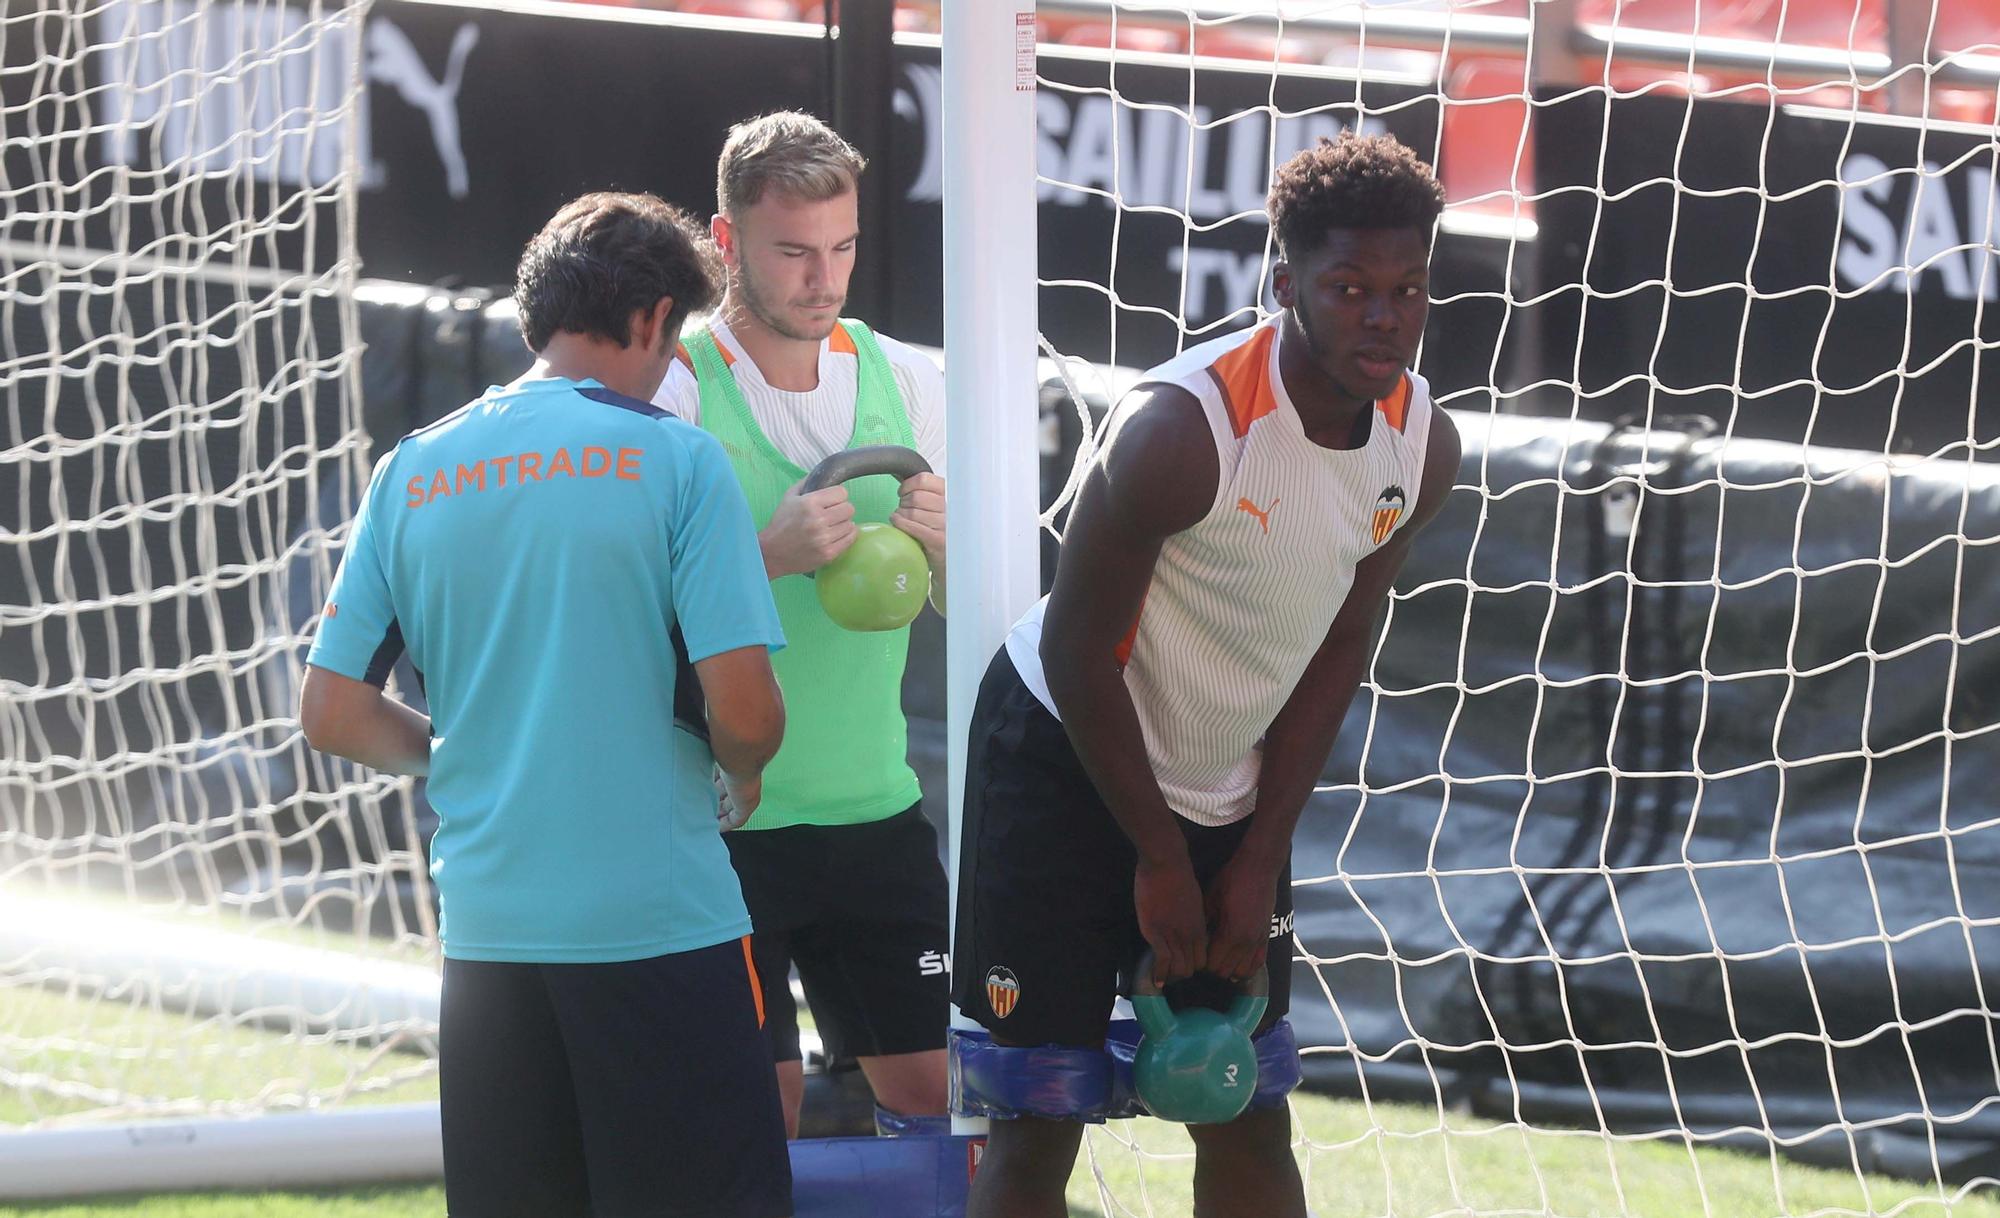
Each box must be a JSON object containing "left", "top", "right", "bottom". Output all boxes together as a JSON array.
[
  {"left": 985, "top": 966, "right": 1021, "bottom": 1019},
  {"left": 1371, "top": 486, "right": 1407, "bottom": 545}
]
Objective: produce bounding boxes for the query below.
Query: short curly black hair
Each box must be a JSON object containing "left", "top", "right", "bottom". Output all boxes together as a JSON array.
[
  {"left": 514, "top": 192, "right": 720, "bottom": 353},
  {"left": 1267, "top": 131, "right": 1445, "bottom": 258}
]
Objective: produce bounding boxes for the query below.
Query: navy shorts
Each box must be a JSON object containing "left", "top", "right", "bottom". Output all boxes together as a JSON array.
[
  {"left": 726, "top": 803, "right": 950, "bottom": 1063},
  {"left": 950, "top": 649, "right": 1294, "bottom": 1049},
  {"left": 439, "top": 938, "right": 791, "bottom": 1218}
]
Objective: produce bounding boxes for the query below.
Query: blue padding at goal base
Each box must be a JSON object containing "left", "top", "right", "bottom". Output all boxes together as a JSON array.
[
  {"left": 951, "top": 1027, "right": 1120, "bottom": 1122},
  {"left": 790, "top": 1134, "right": 978, "bottom": 1217},
  {"left": 951, "top": 1018, "right": 1303, "bottom": 1123},
  {"left": 876, "top": 1104, "right": 956, "bottom": 1137}
]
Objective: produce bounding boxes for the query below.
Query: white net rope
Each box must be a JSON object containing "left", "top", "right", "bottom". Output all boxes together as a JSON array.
[
  {"left": 0, "top": 0, "right": 436, "bottom": 1127},
  {"left": 1032, "top": 2, "right": 2000, "bottom": 1214}
]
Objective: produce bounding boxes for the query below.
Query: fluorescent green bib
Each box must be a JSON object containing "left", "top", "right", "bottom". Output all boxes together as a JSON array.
[{"left": 688, "top": 320, "right": 922, "bottom": 829}]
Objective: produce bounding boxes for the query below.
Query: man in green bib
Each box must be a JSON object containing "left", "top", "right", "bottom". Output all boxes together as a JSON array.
[{"left": 652, "top": 111, "right": 949, "bottom": 1137}]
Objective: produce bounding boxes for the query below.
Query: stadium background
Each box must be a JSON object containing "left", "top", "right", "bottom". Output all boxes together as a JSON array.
[
  {"left": 359, "top": 0, "right": 2000, "bottom": 1175},
  {"left": 4, "top": 0, "right": 2000, "bottom": 1207}
]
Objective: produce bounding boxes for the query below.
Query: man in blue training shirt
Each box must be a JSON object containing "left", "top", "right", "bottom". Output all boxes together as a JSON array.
[{"left": 300, "top": 193, "right": 792, "bottom": 1218}]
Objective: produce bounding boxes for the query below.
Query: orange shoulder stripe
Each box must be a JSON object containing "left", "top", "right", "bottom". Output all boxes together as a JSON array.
[
  {"left": 673, "top": 341, "right": 693, "bottom": 371},
  {"left": 829, "top": 323, "right": 858, "bottom": 356},
  {"left": 1377, "top": 374, "right": 1412, "bottom": 433},
  {"left": 1206, "top": 327, "right": 1280, "bottom": 439}
]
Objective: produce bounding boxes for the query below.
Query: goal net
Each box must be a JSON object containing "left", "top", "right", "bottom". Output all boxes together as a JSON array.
[
  {"left": 0, "top": 0, "right": 437, "bottom": 1139},
  {"left": 1010, "top": 1, "right": 2000, "bottom": 1214}
]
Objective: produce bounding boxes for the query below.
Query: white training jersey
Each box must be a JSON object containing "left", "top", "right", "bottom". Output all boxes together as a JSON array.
[
  {"left": 652, "top": 315, "right": 947, "bottom": 473},
  {"left": 1007, "top": 314, "right": 1434, "bottom": 827}
]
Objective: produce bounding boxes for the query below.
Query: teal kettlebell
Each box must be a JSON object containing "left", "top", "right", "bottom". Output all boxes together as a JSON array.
[
  {"left": 1130, "top": 951, "right": 1268, "bottom": 1125},
  {"left": 801, "top": 446, "right": 932, "bottom": 632}
]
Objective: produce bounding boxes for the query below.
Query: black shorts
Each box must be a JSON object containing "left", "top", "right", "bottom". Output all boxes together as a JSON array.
[
  {"left": 726, "top": 803, "right": 950, "bottom": 1063},
  {"left": 950, "top": 650, "right": 1294, "bottom": 1048},
  {"left": 439, "top": 939, "right": 791, "bottom": 1218}
]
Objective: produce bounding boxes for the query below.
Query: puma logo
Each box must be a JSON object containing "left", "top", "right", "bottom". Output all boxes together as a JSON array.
[
  {"left": 367, "top": 19, "right": 479, "bottom": 200},
  {"left": 1236, "top": 496, "right": 1279, "bottom": 534}
]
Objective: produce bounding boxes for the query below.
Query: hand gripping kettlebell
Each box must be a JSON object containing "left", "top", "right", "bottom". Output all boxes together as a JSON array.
[
  {"left": 800, "top": 445, "right": 933, "bottom": 633},
  {"left": 1130, "top": 951, "right": 1269, "bottom": 1125}
]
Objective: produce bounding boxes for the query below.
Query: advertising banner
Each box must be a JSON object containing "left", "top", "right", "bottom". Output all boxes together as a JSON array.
[
  {"left": 1535, "top": 90, "right": 1999, "bottom": 456},
  {"left": 355, "top": 3, "right": 1442, "bottom": 372}
]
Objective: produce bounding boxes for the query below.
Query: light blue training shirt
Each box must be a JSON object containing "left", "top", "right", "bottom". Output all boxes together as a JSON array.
[{"left": 308, "top": 375, "right": 784, "bottom": 963}]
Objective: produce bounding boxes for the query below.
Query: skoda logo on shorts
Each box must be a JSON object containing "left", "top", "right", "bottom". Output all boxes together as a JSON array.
[{"left": 985, "top": 966, "right": 1021, "bottom": 1019}]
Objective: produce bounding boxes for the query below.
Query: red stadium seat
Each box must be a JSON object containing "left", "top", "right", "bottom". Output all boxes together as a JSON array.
[
  {"left": 1316, "top": 40, "right": 1445, "bottom": 80},
  {"left": 1057, "top": 21, "right": 1190, "bottom": 56},
  {"left": 1930, "top": 0, "right": 2000, "bottom": 54},
  {"left": 1765, "top": 0, "right": 1887, "bottom": 53},
  {"left": 1605, "top": 63, "right": 1717, "bottom": 96},
  {"left": 1440, "top": 58, "right": 1536, "bottom": 222},
  {"left": 1935, "top": 88, "right": 1999, "bottom": 126},
  {"left": 678, "top": 0, "right": 804, "bottom": 22},
  {"left": 894, "top": 4, "right": 938, "bottom": 35},
  {"left": 794, "top": 2, "right": 938, "bottom": 33},
  {"left": 1577, "top": 0, "right": 1887, "bottom": 52},
  {"left": 1782, "top": 83, "right": 1867, "bottom": 109},
  {"left": 1189, "top": 26, "right": 1316, "bottom": 65}
]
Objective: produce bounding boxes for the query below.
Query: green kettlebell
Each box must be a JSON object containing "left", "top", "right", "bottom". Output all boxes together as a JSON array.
[
  {"left": 802, "top": 445, "right": 932, "bottom": 633},
  {"left": 1130, "top": 951, "right": 1268, "bottom": 1125}
]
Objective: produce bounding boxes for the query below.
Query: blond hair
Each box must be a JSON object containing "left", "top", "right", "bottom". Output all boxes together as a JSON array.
[{"left": 716, "top": 111, "right": 866, "bottom": 217}]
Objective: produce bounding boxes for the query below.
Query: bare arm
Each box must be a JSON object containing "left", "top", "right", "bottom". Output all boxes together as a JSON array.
[
  {"left": 1205, "top": 409, "right": 1463, "bottom": 982},
  {"left": 299, "top": 665, "right": 432, "bottom": 777},
  {"left": 1040, "top": 384, "right": 1220, "bottom": 983},
  {"left": 697, "top": 643, "right": 785, "bottom": 781}
]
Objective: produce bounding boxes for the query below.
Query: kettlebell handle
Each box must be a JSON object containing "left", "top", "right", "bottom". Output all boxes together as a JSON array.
[
  {"left": 800, "top": 445, "right": 932, "bottom": 493},
  {"left": 1130, "top": 950, "right": 1270, "bottom": 1002}
]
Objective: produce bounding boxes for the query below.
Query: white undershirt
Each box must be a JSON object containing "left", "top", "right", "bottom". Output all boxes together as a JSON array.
[{"left": 653, "top": 316, "right": 947, "bottom": 474}]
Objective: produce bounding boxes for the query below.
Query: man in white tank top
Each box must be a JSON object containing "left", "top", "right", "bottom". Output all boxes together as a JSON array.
[{"left": 953, "top": 134, "right": 1463, "bottom": 1218}]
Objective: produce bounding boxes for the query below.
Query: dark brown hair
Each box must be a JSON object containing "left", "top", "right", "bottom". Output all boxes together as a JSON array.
[{"left": 513, "top": 192, "right": 719, "bottom": 352}]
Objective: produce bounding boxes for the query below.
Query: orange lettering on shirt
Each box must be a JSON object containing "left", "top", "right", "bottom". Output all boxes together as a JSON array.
[{"left": 406, "top": 449, "right": 638, "bottom": 507}]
